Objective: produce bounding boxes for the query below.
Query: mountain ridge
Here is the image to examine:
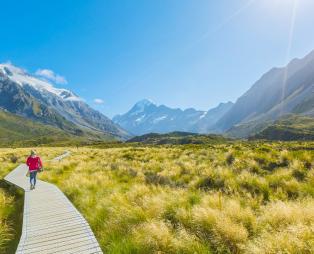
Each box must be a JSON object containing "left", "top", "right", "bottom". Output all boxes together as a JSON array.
[
  {"left": 114, "top": 50, "right": 314, "bottom": 139},
  {"left": 214, "top": 49, "right": 314, "bottom": 137},
  {"left": 113, "top": 99, "right": 233, "bottom": 135},
  {"left": 3, "top": 48, "right": 314, "bottom": 141},
  {"left": 0, "top": 63, "right": 130, "bottom": 140}
]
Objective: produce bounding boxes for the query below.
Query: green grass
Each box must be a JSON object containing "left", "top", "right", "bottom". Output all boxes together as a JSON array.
[
  {"left": 127, "top": 131, "right": 229, "bottom": 145},
  {"left": 252, "top": 115, "right": 314, "bottom": 141},
  {"left": 0, "top": 150, "right": 24, "bottom": 253},
  {"left": 0, "top": 183, "right": 24, "bottom": 254},
  {"left": 0, "top": 110, "right": 115, "bottom": 147}
]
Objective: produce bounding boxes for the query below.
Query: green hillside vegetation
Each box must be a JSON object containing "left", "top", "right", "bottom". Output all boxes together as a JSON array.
[
  {"left": 0, "top": 110, "right": 114, "bottom": 147},
  {"left": 127, "top": 131, "right": 229, "bottom": 145},
  {"left": 226, "top": 120, "right": 271, "bottom": 139},
  {"left": 252, "top": 115, "right": 314, "bottom": 141}
]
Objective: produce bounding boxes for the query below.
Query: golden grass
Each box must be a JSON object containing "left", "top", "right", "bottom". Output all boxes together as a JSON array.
[
  {"left": 0, "top": 147, "right": 66, "bottom": 252},
  {"left": 1, "top": 142, "right": 314, "bottom": 253}
]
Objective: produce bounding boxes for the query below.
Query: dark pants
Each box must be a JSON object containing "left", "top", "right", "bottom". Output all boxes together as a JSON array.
[{"left": 30, "top": 171, "right": 38, "bottom": 186}]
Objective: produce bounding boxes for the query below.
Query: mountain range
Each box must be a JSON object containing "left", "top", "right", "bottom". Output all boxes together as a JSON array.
[
  {"left": 113, "top": 99, "right": 233, "bottom": 135},
  {"left": 114, "top": 50, "right": 314, "bottom": 138},
  {"left": 2, "top": 48, "right": 314, "bottom": 143},
  {"left": 0, "top": 63, "right": 129, "bottom": 142}
]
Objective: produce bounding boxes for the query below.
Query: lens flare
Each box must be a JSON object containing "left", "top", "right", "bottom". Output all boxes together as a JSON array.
[{"left": 280, "top": 0, "right": 299, "bottom": 117}]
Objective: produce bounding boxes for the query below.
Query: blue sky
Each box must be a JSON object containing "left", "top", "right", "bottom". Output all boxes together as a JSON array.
[{"left": 1, "top": 0, "right": 314, "bottom": 117}]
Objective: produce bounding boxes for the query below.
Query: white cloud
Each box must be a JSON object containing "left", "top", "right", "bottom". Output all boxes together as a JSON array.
[
  {"left": 35, "top": 69, "right": 68, "bottom": 84},
  {"left": 94, "top": 98, "right": 105, "bottom": 104}
]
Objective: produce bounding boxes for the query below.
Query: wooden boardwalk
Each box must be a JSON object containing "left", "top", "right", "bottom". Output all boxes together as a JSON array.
[{"left": 4, "top": 154, "right": 103, "bottom": 254}]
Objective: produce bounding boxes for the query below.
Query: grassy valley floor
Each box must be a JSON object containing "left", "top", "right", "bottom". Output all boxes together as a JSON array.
[{"left": 1, "top": 143, "right": 314, "bottom": 253}]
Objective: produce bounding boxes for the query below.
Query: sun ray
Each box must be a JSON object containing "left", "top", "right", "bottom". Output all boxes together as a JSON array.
[
  {"left": 186, "top": 0, "right": 257, "bottom": 50},
  {"left": 280, "top": 0, "right": 299, "bottom": 117},
  {"left": 111, "top": 0, "right": 259, "bottom": 97}
]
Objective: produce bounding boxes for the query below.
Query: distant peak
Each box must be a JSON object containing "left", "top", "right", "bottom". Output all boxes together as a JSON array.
[
  {"left": 127, "top": 99, "right": 156, "bottom": 116},
  {"left": 135, "top": 99, "right": 155, "bottom": 107}
]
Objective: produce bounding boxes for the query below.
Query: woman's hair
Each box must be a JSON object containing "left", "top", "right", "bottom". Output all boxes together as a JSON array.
[{"left": 31, "top": 150, "right": 37, "bottom": 156}]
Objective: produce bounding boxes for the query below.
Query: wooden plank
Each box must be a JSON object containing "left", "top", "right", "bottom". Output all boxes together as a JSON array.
[{"left": 4, "top": 153, "right": 103, "bottom": 254}]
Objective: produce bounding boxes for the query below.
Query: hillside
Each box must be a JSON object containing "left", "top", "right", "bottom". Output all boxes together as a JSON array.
[
  {"left": 251, "top": 115, "right": 314, "bottom": 141},
  {"left": 0, "top": 109, "right": 114, "bottom": 146},
  {"left": 215, "top": 50, "right": 314, "bottom": 137},
  {"left": 196, "top": 102, "right": 234, "bottom": 133},
  {"left": 127, "top": 131, "right": 228, "bottom": 145},
  {"left": 0, "top": 63, "right": 129, "bottom": 140}
]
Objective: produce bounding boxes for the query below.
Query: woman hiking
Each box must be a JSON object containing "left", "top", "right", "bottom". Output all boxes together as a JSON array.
[{"left": 26, "top": 150, "right": 43, "bottom": 190}]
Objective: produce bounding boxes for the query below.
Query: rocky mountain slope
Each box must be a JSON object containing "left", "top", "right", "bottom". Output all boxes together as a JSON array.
[
  {"left": 114, "top": 50, "right": 314, "bottom": 139},
  {"left": 195, "top": 102, "right": 234, "bottom": 133},
  {"left": 0, "top": 63, "right": 129, "bottom": 140},
  {"left": 215, "top": 50, "right": 314, "bottom": 137}
]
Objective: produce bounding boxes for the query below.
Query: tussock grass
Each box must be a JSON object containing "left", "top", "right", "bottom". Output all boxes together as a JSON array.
[
  {"left": 0, "top": 189, "right": 13, "bottom": 251},
  {"left": 0, "top": 147, "right": 66, "bottom": 252},
  {"left": 1, "top": 142, "right": 314, "bottom": 253},
  {"left": 37, "top": 142, "right": 314, "bottom": 253},
  {"left": 0, "top": 148, "right": 24, "bottom": 253}
]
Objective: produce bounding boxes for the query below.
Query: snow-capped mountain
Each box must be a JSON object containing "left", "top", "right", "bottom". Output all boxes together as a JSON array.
[
  {"left": 116, "top": 49, "right": 314, "bottom": 138},
  {"left": 0, "top": 64, "right": 80, "bottom": 101},
  {"left": 113, "top": 99, "right": 233, "bottom": 135},
  {"left": 0, "top": 63, "right": 129, "bottom": 139}
]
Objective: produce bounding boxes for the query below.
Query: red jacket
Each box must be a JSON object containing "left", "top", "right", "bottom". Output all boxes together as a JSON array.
[{"left": 26, "top": 156, "right": 43, "bottom": 172}]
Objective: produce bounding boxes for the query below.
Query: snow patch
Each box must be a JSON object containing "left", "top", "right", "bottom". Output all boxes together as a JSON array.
[
  {"left": 199, "top": 111, "right": 207, "bottom": 119},
  {"left": 135, "top": 114, "right": 146, "bottom": 123},
  {"left": 153, "top": 115, "right": 167, "bottom": 123},
  {"left": 0, "top": 63, "right": 82, "bottom": 102}
]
